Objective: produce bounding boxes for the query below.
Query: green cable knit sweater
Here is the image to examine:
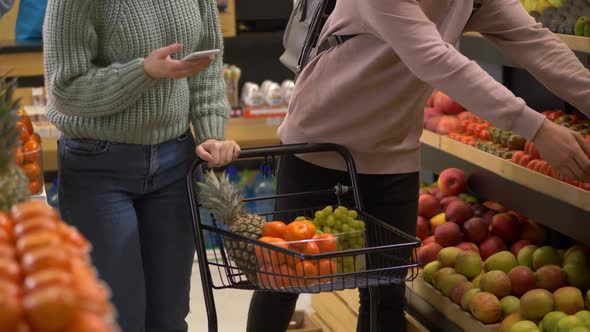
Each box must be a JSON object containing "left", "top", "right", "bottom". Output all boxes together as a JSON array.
[{"left": 42, "top": 0, "right": 229, "bottom": 145}]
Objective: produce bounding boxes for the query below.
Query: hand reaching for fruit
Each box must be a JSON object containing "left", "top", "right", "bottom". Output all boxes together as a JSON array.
[{"left": 533, "top": 119, "right": 590, "bottom": 182}]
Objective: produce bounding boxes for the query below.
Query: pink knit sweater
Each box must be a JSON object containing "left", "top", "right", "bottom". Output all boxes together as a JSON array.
[{"left": 277, "top": 0, "right": 590, "bottom": 174}]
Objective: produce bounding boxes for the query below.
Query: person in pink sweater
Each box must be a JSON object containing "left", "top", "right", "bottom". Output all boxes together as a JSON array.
[{"left": 247, "top": 1, "right": 590, "bottom": 331}]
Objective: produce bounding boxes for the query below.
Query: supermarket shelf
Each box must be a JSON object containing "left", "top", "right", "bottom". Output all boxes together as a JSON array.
[
  {"left": 420, "top": 130, "right": 589, "bottom": 212},
  {"left": 420, "top": 130, "right": 590, "bottom": 244}
]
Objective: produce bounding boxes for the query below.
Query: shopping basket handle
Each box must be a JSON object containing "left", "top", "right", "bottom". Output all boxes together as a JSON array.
[{"left": 190, "top": 142, "right": 363, "bottom": 209}]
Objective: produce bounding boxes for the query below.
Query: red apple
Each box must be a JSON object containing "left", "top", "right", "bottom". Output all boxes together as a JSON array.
[
  {"left": 435, "top": 116, "right": 461, "bottom": 135},
  {"left": 440, "top": 196, "right": 461, "bottom": 211},
  {"left": 418, "top": 194, "right": 442, "bottom": 219},
  {"left": 482, "top": 210, "right": 496, "bottom": 225},
  {"left": 510, "top": 240, "right": 532, "bottom": 256},
  {"left": 428, "top": 187, "right": 446, "bottom": 201},
  {"left": 433, "top": 91, "right": 466, "bottom": 115},
  {"left": 445, "top": 200, "right": 475, "bottom": 225},
  {"left": 520, "top": 219, "right": 547, "bottom": 246},
  {"left": 479, "top": 236, "right": 507, "bottom": 260},
  {"left": 424, "top": 107, "right": 444, "bottom": 126},
  {"left": 456, "top": 242, "right": 479, "bottom": 253},
  {"left": 434, "top": 222, "right": 463, "bottom": 247},
  {"left": 422, "top": 235, "right": 436, "bottom": 246},
  {"left": 472, "top": 204, "right": 486, "bottom": 218},
  {"left": 490, "top": 213, "right": 521, "bottom": 243},
  {"left": 425, "top": 116, "right": 442, "bottom": 132},
  {"left": 417, "top": 242, "right": 443, "bottom": 267},
  {"left": 416, "top": 216, "right": 430, "bottom": 240},
  {"left": 508, "top": 266, "right": 536, "bottom": 297},
  {"left": 438, "top": 168, "right": 467, "bottom": 197},
  {"left": 463, "top": 217, "right": 489, "bottom": 244}
]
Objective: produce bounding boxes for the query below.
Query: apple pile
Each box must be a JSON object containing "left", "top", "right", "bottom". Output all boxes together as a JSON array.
[
  {"left": 254, "top": 206, "right": 366, "bottom": 289},
  {"left": 0, "top": 200, "right": 119, "bottom": 332},
  {"left": 416, "top": 167, "right": 549, "bottom": 268},
  {"left": 423, "top": 243, "right": 590, "bottom": 327},
  {"left": 423, "top": 90, "right": 464, "bottom": 135}
]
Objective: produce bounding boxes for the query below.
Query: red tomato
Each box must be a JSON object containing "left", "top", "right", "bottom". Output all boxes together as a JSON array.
[
  {"left": 13, "top": 217, "right": 58, "bottom": 239},
  {"left": 66, "top": 311, "right": 115, "bottom": 332},
  {"left": 0, "top": 228, "right": 11, "bottom": 244},
  {"left": 0, "top": 243, "right": 16, "bottom": 260},
  {"left": 0, "top": 259, "right": 21, "bottom": 283},
  {"left": 0, "top": 213, "right": 14, "bottom": 235},
  {"left": 0, "top": 279, "right": 21, "bottom": 298},
  {"left": 22, "top": 140, "right": 41, "bottom": 164},
  {"left": 20, "top": 247, "right": 69, "bottom": 274},
  {"left": 0, "top": 286, "right": 22, "bottom": 331},
  {"left": 15, "top": 122, "right": 31, "bottom": 143},
  {"left": 318, "top": 259, "right": 337, "bottom": 282},
  {"left": 479, "top": 129, "right": 490, "bottom": 141},
  {"left": 22, "top": 286, "right": 77, "bottom": 332},
  {"left": 301, "top": 220, "right": 317, "bottom": 237},
  {"left": 294, "top": 261, "right": 319, "bottom": 287},
  {"left": 526, "top": 160, "right": 540, "bottom": 170},
  {"left": 21, "top": 162, "right": 41, "bottom": 181},
  {"left": 11, "top": 201, "right": 58, "bottom": 223},
  {"left": 511, "top": 151, "right": 525, "bottom": 164},
  {"left": 285, "top": 222, "right": 314, "bottom": 242},
  {"left": 314, "top": 233, "right": 337, "bottom": 253},
  {"left": 519, "top": 154, "right": 533, "bottom": 167},
  {"left": 261, "top": 221, "right": 287, "bottom": 239},
  {"left": 254, "top": 237, "right": 288, "bottom": 266},
  {"left": 24, "top": 269, "right": 73, "bottom": 294},
  {"left": 16, "top": 231, "right": 62, "bottom": 256}
]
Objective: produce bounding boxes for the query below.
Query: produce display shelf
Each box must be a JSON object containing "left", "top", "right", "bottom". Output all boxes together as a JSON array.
[
  {"left": 463, "top": 32, "right": 590, "bottom": 54},
  {"left": 406, "top": 276, "right": 499, "bottom": 332},
  {"left": 419, "top": 130, "right": 590, "bottom": 213}
]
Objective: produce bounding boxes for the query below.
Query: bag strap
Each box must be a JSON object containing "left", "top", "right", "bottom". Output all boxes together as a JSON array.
[{"left": 317, "top": 34, "right": 356, "bottom": 54}]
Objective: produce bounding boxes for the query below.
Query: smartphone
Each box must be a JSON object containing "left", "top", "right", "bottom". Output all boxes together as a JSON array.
[{"left": 181, "top": 49, "right": 221, "bottom": 62}]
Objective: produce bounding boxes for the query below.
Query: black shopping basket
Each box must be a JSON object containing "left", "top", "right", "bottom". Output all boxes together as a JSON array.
[{"left": 187, "top": 143, "right": 421, "bottom": 332}]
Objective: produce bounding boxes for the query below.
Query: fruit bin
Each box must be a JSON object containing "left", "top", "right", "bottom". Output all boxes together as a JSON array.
[
  {"left": 187, "top": 143, "right": 421, "bottom": 332},
  {"left": 407, "top": 275, "right": 500, "bottom": 332}
]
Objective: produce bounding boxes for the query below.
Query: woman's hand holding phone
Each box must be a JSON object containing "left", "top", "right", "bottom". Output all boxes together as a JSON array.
[{"left": 143, "top": 43, "right": 216, "bottom": 79}]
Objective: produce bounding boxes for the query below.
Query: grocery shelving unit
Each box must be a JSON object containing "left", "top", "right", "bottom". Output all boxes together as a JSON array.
[{"left": 405, "top": 31, "right": 590, "bottom": 331}]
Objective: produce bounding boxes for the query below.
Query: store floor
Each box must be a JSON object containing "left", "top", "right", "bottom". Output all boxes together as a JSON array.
[{"left": 187, "top": 263, "right": 312, "bottom": 331}]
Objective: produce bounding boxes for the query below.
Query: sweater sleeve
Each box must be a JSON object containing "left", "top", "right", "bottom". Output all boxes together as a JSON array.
[
  {"left": 356, "top": 0, "right": 546, "bottom": 141},
  {"left": 465, "top": 0, "right": 590, "bottom": 119},
  {"left": 42, "top": 0, "right": 155, "bottom": 118},
  {"left": 188, "top": 0, "right": 230, "bottom": 144}
]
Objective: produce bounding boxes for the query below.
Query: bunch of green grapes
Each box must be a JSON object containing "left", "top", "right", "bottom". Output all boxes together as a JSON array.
[{"left": 312, "top": 206, "right": 366, "bottom": 273}]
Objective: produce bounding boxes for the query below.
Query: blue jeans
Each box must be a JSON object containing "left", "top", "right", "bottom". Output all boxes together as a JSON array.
[{"left": 57, "top": 132, "right": 197, "bottom": 332}]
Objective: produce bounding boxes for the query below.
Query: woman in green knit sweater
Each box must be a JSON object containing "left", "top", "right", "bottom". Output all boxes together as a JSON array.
[{"left": 42, "top": 1, "right": 238, "bottom": 331}]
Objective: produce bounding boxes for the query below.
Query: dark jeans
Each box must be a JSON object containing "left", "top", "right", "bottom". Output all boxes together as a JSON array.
[
  {"left": 57, "top": 132, "right": 197, "bottom": 332},
  {"left": 246, "top": 155, "right": 418, "bottom": 332}
]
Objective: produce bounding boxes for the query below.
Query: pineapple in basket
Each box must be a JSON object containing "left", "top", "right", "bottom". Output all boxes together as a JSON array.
[
  {"left": 0, "top": 77, "right": 29, "bottom": 212},
  {"left": 198, "top": 169, "right": 268, "bottom": 283}
]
